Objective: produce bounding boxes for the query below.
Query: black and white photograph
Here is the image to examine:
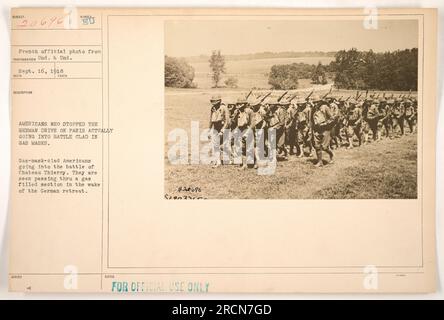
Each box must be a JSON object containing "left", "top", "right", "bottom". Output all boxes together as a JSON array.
[
  {"left": 2, "top": 5, "right": 441, "bottom": 298},
  {"left": 164, "top": 19, "right": 419, "bottom": 199}
]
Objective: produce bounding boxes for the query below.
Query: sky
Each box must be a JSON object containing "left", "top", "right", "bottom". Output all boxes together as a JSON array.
[{"left": 165, "top": 19, "right": 418, "bottom": 57}]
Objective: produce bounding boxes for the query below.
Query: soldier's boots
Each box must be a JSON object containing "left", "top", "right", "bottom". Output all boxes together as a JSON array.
[
  {"left": 212, "top": 159, "right": 221, "bottom": 168},
  {"left": 347, "top": 138, "right": 354, "bottom": 149},
  {"left": 325, "top": 149, "right": 334, "bottom": 164},
  {"left": 362, "top": 132, "right": 368, "bottom": 145},
  {"left": 314, "top": 150, "right": 323, "bottom": 167},
  {"left": 240, "top": 156, "right": 247, "bottom": 169}
]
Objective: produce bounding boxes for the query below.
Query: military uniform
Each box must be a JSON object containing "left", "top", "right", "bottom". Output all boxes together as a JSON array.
[
  {"left": 235, "top": 100, "right": 254, "bottom": 168},
  {"left": 361, "top": 100, "right": 371, "bottom": 144},
  {"left": 328, "top": 101, "right": 341, "bottom": 149},
  {"left": 297, "top": 102, "right": 313, "bottom": 156},
  {"left": 227, "top": 103, "right": 238, "bottom": 130},
  {"left": 404, "top": 100, "right": 416, "bottom": 133},
  {"left": 250, "top": 102, "right": 269, "bottom": 165},
  {"left": 251, "top": 105, "right": 268, "bottom": 130},
  {"left": 284, "top": 102, "right": 298, "bottom": 155},
  {"left": 391, "top": 99, "right": 405, "bottom": 136},
  {"left": 413, "top": 98, "right": 418, "bottom": 115},
  {"left": 209, "top": 103, "right": 230, "bottom": 132},
  {"left": 236, "top": 106, "right": 253, "bottom": 131},
  {"left": 366, "top": 101, "right": 380, "bottom": 141},
  {"left": 345, "top": 101, "right": 363, "bottom": 148},
  {"left": 379, "top": 99, "right": 393, "bottom": 138},
  {"left": 208, "top": 96, "right": 230, "bottom": 167},
  {"left": 311, "top": 101, "right": 334, "bottom": 166},
  {"left": 268, "top": 101, "right": 287, "bottom": 159}
]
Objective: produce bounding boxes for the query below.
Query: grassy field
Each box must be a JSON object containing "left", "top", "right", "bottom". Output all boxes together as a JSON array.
[
  {"left": 164, "top": 88, "right": 418, "bottom": 199},
  {"left": 189, "top": 56, "right": 334, "bottom": 89},
  {"left": 165, "top": 55, "right": 417, "bottom": 199},
  {"left": 164, "top": 133, "right": 417, "bottom": 199}
]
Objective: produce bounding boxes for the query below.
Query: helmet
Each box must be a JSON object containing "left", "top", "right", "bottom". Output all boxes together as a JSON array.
[
  {"left": 311, "top": 95, "right": 321, "bottom": 102},
  {"left": 210, "top": 95, "right": 221, "bottom": 102},
  {"left": 266, "top": 98, "right": 280, "bottom": 106},
  {"left": 296, "top": 97, "right": 306, "bottom": 105},
  {"left": 236, "top": 97, "right": 248, "bottom": 104}
]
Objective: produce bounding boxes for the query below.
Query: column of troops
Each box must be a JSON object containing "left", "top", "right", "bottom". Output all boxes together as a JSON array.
[{"left": 208, "top": 90, "right": 418, "bottom": 168}]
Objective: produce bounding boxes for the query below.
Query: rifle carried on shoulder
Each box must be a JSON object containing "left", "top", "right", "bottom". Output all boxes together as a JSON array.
[
  {"left": 259, "top": 91, "right": 272, "bottom": 104},
  {"left": 245, "top": 90, "right": 253, "bottom": 100},
  {"left": 287, "top": 94, "right": 299, "bottom": 103},
  {"left": 305, "top": 90, "right": 314, "bottom": 101},
  {"left": 277, "top": 90, "right": 288, "bottom": 102},
  {"left": 322, "top": 87, "right": 332, "bottom": 100}
]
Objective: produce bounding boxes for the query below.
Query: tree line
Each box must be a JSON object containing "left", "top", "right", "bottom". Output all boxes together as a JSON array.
[
  {"left": 268, "top": 48, "right": 417, "bottom": 91},
  {"left": 184, "top": 51, "right": 336, "bottom": 63},
  {"left": 164, "top": 48, "right": 418, "bottom": 91},
  {"left": 330, "top": 48, "right": 418, "bottom": 91},
  {"left": 165, "top": 50, "right": 229, "bottom": 89},
  {"left": 164, "top": 56, "right": 196, "bottom": 88},
  {"left": 268, "top": 62, "right": 328, "bottom": 90}
]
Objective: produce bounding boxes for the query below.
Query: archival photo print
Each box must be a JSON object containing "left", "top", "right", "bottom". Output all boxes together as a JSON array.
[{"left": 164, "top": 19, "right": 419, "bottom": 200}]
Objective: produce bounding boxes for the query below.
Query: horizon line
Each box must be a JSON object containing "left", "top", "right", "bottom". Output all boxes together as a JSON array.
[{"left": 167, "top": 47, "right": 419, "bottom": 59}]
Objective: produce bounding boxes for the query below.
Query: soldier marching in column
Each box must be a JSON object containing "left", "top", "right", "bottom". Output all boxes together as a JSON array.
[{"left": 207, "top": 88, "right": 417, "bottom": 169}]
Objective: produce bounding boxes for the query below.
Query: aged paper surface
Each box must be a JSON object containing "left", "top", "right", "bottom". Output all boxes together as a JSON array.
[{"left": 9, "top": 7, "right": 437, "bottom": 292}]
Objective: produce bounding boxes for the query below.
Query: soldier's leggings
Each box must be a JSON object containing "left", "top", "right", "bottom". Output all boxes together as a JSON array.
[
  {"left": 210, "top": 121, "right": 225, "bottom": 162},
  {"left": 368, "top": 119, "right": 379, "bottom": 141},
  {"left": 313, "top": 130, "right": 332, "bottom": 151},
  {"left": 392, "top": 116, "right": 405, "bottom": 135},
  {"left": 285, "top": 127, "right": 298, "bottom": 155},
  {"left": 346, "top": 122, "right": 362, "bottom": 145},
  {"left": 381, "top": 119, "right": 392, "bottom": 138},
  {"left": 299, "top": 124, "right": 312, "bottom": 155},
  {"left": 275, "top": 127, "right": 286, "bottom": 157},
  {"left": 406, "top": 117, "right": 415, "bottom": 133},
  {"left": 313, "top": 130, "right": 333, "bottom": 163},
  {"left": 330, "top": 122, "right": 342, "bottom": 148}
]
